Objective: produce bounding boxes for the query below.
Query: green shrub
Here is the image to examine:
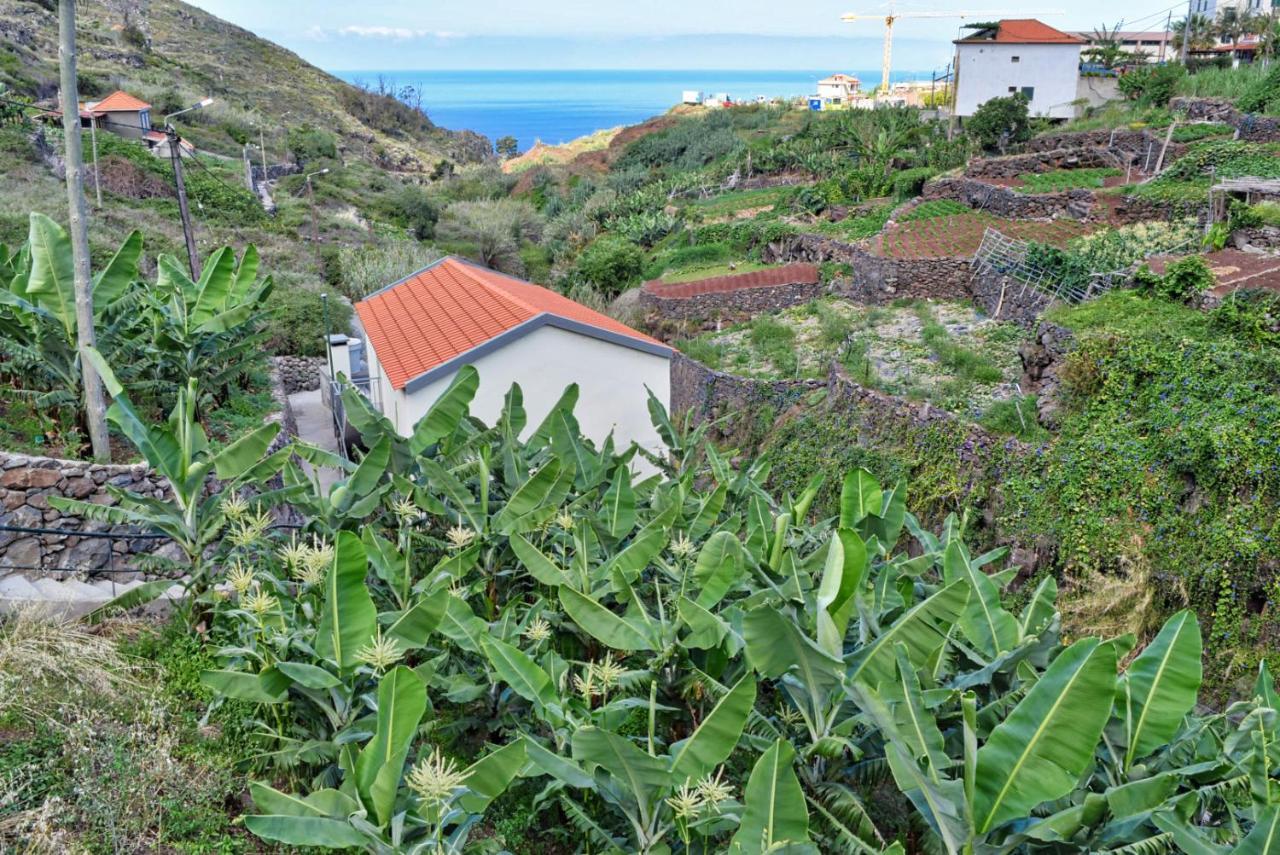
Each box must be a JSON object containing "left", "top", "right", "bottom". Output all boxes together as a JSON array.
[
  {"left": 966, "top": 93, "right": 1031, "bottom": 152},
  {"left": 262, "top": 285, "right": 352, "bottom": 356},
  {"left": 389, "top": 184, "right": 439, "bottom": 240},
  {"left": 1118, "top": 63, "right": 1185, "bottom": 106},
  {"left": 1170, "top": 122, "right": 1234, "bottom": 143},
  {"left": 576, "top": 235, "right": 644, "bottom": 295},
  {"left": 901, "top": 199, "right": 968, "bottom": 222},
  {"left": 1210, "top": 288, "right": 1280, "bottom": 346},
  {"left": 286, "top": 124, "right": 338, "bottom": 165},
  {"left": 1238, "top": 62, "right": 1280, "bottom": 113},
  {"left": 1017, "top": 167, "right": 1120, "bottom": 193}
]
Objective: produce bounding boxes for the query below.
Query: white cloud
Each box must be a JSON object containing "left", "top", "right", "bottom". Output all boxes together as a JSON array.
[{"left": 335, "top": 25, "right": 463, "bottom": 40}]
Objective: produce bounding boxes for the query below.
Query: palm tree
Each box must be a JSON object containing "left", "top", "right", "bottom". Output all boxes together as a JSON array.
[
  {"left": 1085, "top": 23, "right": 1136, "bottom": 69},
  {"left": 1173, "top": 14, "right": 1217, "bottom": 54},
  {"left": 1218, "top": 7, "right": 1246, "bottom": 47}
]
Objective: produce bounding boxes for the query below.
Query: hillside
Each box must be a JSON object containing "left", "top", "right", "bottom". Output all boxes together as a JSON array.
[{"left": 0, "top": 0, "right": 491, "bottom": 169}]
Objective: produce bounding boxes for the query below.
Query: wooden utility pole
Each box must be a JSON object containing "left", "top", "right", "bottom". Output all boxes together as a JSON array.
[
  {"left": 1180, "top": 0, "right": 1193, "bottom": 62},
  {"left": 57, "top": 0, "right": 110, "bottom": 462},
  {"left": 88, "top": 116, "right": 102, "bottom": 208},
  {"left": 167, "top": 126, "right": 201, "bottom": 278}
]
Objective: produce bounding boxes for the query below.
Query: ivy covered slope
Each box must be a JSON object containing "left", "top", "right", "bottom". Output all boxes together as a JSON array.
[
  {"left": 762, "top": 286, "right": 1280, "bottom": 699},
  {"left": 20, "top": 355, "right": 1280, "bottom": 853}
]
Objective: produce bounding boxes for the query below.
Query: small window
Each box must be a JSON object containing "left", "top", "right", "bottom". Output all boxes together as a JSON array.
[
  {"left": 1011, "top": 55, "right": 1020, "bottom": 62},
  {"left": 1021, "top": 86, "right": 1035, "bottom": 100},
  {"left": 1008, "top": 86, "right": 1017, "bottom": 93}
]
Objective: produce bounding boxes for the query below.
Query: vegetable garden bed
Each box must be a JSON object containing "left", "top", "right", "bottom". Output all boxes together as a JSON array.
[
  {"left": 872, "top": 211, "right": 1095, "bottom": 259},
  {"left": 678, "top": 297, "right": 1029, "bottom": 425}
]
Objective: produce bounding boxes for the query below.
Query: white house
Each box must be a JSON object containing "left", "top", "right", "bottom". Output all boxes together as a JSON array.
[
  {"left": 816, "top": 73, "right": 862, "bottom": 107},
  {"left": 954, "top": 19, "right": 1085, "bottom": 120},
  {"left": 344, "top": 256, "right": 673, "bottom": 456}
]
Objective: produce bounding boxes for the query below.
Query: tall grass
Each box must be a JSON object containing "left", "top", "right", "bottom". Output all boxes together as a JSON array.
[{"left": 1176, "top": 63, "right": 1270, "bottom": 101}]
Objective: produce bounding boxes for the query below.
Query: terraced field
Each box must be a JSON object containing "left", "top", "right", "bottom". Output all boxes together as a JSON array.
[{"left": 872, "top": 210, "right": 1096, "bottom": 259}]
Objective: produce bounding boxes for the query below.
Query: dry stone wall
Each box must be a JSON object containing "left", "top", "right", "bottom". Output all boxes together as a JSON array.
[
  {"left": 963, "top": 147, "right": 1118, "bottom": 179},
  {"left": 273, "top": 355, "right": 326, "bottom": 393},
  {"left": 0, "top": 364, "right": 299, "bottom": 573},
  {"left": 921, "top": 178, "right": 1094, "bottom": 220},
  {"left": 759, "top": 234, "right": 972, "bottom": 304},
  {"left": 0, "top": 454, "right": 172, "bottom": 572}
]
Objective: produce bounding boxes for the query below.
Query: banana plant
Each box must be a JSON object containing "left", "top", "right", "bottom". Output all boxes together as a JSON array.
[
  {"left": 849, "top": 633, "right": 1118, "bottom": 854},
  {"left": 48, "top": 348, "right": 291, "bottom": 604},
  {"left": 202, "top": 531, "right": 453, "bottom": 774},
  {"left": 525, "top": 674, "right": 758, "bottom": 853},
  {"left": 144, "top": 247, "right": 273, "bottom": 401},
  {"left": 0, "top": 213, "right": 149, "bottom": 413},
  {"left": 244, "top": 665, "right": 527, "bottom": 853}
]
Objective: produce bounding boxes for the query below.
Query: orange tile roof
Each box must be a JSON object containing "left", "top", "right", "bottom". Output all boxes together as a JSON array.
[
  {"left": 90, "top": 90, "right": 152, "bottom": 112},
  {"left": 356, "top": 256, "right": 671, "bottom": 391},
  {"left": 956, "top": 19, "right": 1086, "bottom": 45}
]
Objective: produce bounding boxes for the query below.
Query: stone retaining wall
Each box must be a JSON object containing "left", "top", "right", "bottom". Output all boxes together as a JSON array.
[
  {"left": 1232, "top": 225, "right": 1280, "bottom": 251},
  {"left": 0, "top": 364, "right": 300, "bottom": 573},
  {"left": 759, "top": 234, "right": 972, "bottom": 304},
  {"left": 273, "top": 355, "right": 326, "bottom": 393},
  {"left": 1169, "top": 97, "right": 1240, "bottom": 125},
  {"left": 921, "top": 177, "right": 1094, "bottom": 220},
  {"left": 964, "top": 147, "right": 1118, "bottom": 179},
  {"left": 669, "top": 354, "right": 823, "bottom": 447},
  {"left": 0, "top": 454, "right": 172, "bottom": 572},
  {"left": 969, "top": 269, "right": 1057, "bottom": 325}
]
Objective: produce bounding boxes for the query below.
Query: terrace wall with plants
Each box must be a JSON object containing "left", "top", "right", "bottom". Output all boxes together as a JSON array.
[
  {"left": 1027, "top": 128, "right": 1188, "bottom": 163},
  {"left": 640, "top": 280, "right": 824, "bottom": 322},
  {"left": 920, "top": 177, "right": 1095, "bottom": 220},
  {"left": 760, "top": 234, "right": 973, "bottom": 304},
  {"left": 968, "top": 267, "right": 1058, "bottom": 324},
  {"left": 963, "top": 147, "right": 1119, "bottom": 179},
  {"left": 0, "top": 365, "right": 297, "bottom": 573}
]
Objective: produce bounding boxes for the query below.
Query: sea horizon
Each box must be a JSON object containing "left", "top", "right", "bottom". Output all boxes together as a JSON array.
[{"left": 331, "top": 68, "right": 936, "bottom": 151}]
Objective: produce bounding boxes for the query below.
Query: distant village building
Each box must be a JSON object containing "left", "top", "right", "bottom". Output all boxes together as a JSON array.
[
  {"left": 340, "top": 257, "right": 673, "bottom": 455},
  {"left": 816, "top": 73, "right": 862, "bottom": 107},
  {"left": 81, "top": 90, "right": 153, "bottom": 139},
  {"left": 954, "top": 19, "right": 1085, "bottom": 120},
  {"left": 46, "top": 89, "right": 194, "bottom": 158}
]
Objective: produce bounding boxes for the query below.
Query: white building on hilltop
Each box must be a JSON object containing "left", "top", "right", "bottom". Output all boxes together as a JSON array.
[{"left": 954, "top": 19, "right": 1085, "bottom": 120}]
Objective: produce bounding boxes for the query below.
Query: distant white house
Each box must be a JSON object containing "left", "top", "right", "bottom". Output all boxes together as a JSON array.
[
  {"left": 954, "top": 19, "right": 1085, "bottom": 120},
  {"left": 340, "top": 256, "right": 673, "bottom": 457},
  {"left": 815, "top": 73, "right": 862, "bottom": 107}
]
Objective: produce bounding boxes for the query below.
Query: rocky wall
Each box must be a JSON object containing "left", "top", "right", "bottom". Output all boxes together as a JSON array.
[
  {"left": 0, "top": 363, "right": 299, "bottom": 573},
  {"left": 273, "top": 355, "right": 326, "bottom": 393},
  {"left": 969, "top": 269, "right": 1057, "bottom": 325},
  {"left": 963, "top": 147, "right": 1117, "bottom": 179},
  {"left": 921, "top": 177, "right": 1094, "bottom": 220},
  {"left": 669, "top": 354, "right": 823, "bottom": 447},
  {"left": 0, "top": 454, "right": 173, "bottom": 572},
  {"left": 759, "top": 235, "right": 972, "bottom": 304},
  {"left": 1232, "top": 225, "right": 1280, "bottom": 251}
]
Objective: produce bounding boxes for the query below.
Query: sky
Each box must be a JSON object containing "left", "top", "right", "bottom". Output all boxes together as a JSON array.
[{"left": 187, "top": 0, "right": 1187, "bottom": 71}]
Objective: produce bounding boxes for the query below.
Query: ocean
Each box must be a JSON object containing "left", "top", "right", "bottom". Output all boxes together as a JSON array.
[{"left": 331, "top": 69, "right": 932, "bottom": 151}]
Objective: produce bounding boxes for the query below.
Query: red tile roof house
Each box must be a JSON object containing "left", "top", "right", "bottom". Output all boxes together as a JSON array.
[
  {"left": 342, "top": 256, "right": 674, "bottom": 455},
  {"left": 953, "top": 20, "right": 1086, "bottom": 120},
  {"left": 82, "top": 90, "right": 154, "bottom": 141}
]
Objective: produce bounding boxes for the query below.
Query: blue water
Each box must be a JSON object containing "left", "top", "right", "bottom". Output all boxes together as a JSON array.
[{"left": 332, "top": 69, "right": 930, "bottom": 151}]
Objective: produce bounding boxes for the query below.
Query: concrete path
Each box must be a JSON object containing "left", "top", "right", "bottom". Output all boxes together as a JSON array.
[{"left": 289, "top": 389, "right": 343, "bottom": 492}]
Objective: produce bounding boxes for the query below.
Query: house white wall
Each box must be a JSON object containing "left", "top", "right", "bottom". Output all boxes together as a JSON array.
[
  {"left": 955, "top": 42, "right": 1082, "bottom": 119},
  {"left": 363, "top": 324, "right": 671, "bottom": 460}
]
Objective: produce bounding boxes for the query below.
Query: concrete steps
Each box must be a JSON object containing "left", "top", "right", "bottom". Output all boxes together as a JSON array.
[{"left": 0, "top": 573, "right": 187, "bottom": 619}]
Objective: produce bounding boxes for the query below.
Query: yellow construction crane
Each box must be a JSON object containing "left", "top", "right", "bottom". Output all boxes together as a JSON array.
[{"left": 841, "top": 8, "right": 1062, "bottom": 94}]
